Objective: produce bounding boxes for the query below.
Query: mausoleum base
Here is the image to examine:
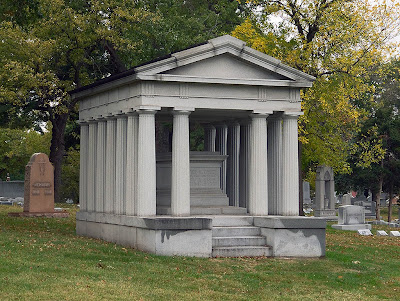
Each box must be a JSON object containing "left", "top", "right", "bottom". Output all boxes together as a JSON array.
[
  {"left": 331, "top": 224, "right": 371, "bottom": 231},
  {"left": 76, "top": 212, "right": 326, "bottom": 258},
  {"left": 9, "top": 212, "right": 69, "bottom": 218},
  {"left": 255, "top": 216, "right": 326, "bottom": 257}
]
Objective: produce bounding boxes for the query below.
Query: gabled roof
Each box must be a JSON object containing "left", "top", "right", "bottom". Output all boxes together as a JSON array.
[{"left": 71, "top": 35, "right": 315, "bottom": 96}]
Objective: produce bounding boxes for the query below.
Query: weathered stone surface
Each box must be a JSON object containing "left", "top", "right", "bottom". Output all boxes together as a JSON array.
[
  {"left": 24, "top": 153, "right": 54, "bottom": 213},
  {"left": 338, "top": 205, "right": 365, "bottom": 225}
]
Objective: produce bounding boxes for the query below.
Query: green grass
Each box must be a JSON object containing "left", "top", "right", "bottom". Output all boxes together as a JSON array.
[{"left": 0, "top": 205, "right": 399, "bottom": 300}]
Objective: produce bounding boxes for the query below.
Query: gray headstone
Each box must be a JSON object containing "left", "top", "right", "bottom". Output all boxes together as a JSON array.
[
  {"left": 342, "top": 194, "right": 352, "bottom": 205},
  {"left": 358, "top": 229, "right": 373, "bottom": 236},
  {"left": 376, "top": 230, "right": 388, "bottom": 236},
  {"left": 389, "top": 231, "right": 400, "bottom": 237},
  {"left": 338, "top": 205, "right": 365, "bottom": 225},
  {"left": 303, "top": 181, "right": 311, "bottom": 204}
]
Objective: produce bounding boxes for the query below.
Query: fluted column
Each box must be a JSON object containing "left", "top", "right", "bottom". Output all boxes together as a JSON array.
[
  {"left": 126, "top": 113, "right": 138, "bottom": 216},
  {"left": 137, "top": 109, "right": 157, "bottom": 216},
  {"left": 268, "top": 115, "right": 282, "bottom": 215},
  {"left": 96, "top": 119, "right": 106, "bottom": 213},
  {"left": 79, "top": 122, "right": 89, "bottom": 212},
  {"left": 87, "top": 120, "right": 97, "bottom": 212},
  {"left": 282, "top": 113, "right": 301, "bottom": 216},
  {"left": 215, "top": 124, "right": 228, "bottom": 193},
  {"left": 171, "top": 110, "right": 191, "bottom": 216},
  {"left": 105, "top": 117, "right": 116, "bottom": 214},
  {"left": 115, "top": 115, "right": 127, "bottom": 215},
  {"left": 227, "top": 122, "right": 240, "bottom": 207},
  {"left": 203, "top": 124, "right": 216, "bottom": 152},
  {"left": 239, "top": 121, "right": 251, "bottom": 208},
  {"left": 248, "top": 113, "right": 269, "bottom": 215}
]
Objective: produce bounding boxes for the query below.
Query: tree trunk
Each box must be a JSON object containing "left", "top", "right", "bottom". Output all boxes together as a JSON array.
[
  {"left": 388, "top": 185, "right": 393, "bottom": 223},
  {"left": 49, "top": 113, "right": 68, "bottom": 203},
  {"left": 374, "top": 176, "right": 383, "bottom": 221}
]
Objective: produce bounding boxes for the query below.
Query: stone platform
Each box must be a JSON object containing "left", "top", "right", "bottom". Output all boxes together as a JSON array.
[
  {"left": 76, "top": 212, "right": 326, "bottom": 258},
  {"left": 8, "top": 211, "right": 69, "bottom": 218},
  {"left": 331, "top": 224, "right": 371, "bottom": 231}
]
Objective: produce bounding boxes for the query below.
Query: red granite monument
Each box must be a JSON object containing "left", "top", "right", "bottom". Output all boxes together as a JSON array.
[{"left": 9, "top": 153, "right": 68, "bottom": 217}]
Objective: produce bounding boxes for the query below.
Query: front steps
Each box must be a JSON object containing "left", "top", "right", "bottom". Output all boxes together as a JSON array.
[
  {"left": 211, "top": 216, "right": 272, "bottom": 257},
  {"left": 157, "top": 206, "right": 248, "bottom": 215}
]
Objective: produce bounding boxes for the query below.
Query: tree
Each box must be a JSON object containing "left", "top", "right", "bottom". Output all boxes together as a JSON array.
[
  {"left": 0, "top": 126, "right": 51, "bottom": 180},
  {"left": 232, "top": 0, "right": 400, "bottom": 183},
  {"left": 346, "top": 59, "right": 400, "bottom": 220},
  {"left": 0, "top": 0, "right": 243, "bottom": 201}
]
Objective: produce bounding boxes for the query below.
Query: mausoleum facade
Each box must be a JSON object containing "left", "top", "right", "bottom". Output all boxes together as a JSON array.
[{"left": 72, "top": 35, "right": 326, "bottom": 257}]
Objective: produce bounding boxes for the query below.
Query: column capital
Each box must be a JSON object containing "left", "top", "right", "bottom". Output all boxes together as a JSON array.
[
  {"left": 283, "top": 111, "right": 303, "bottom": 119},
  {"left": 250, "top": 113, "right": 270, "bottom": 119},
  {"left": 77, "top": 119, "right": 89, "bottom": 125},
  {"left": 172, "top": 110, "right": 192, "bottom": 116}
]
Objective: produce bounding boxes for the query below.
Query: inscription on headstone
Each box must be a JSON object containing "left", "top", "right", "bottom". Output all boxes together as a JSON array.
[{"left": 23, "top": 153, "right": 54, "bottom": 213}]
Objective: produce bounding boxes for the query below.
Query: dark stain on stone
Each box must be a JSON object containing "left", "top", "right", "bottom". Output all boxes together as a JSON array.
[{"left": 161, "top": 230, "right": 180, "bottom": 243}]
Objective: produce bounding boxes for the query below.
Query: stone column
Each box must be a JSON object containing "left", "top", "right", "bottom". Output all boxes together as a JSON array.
[
  {"left": 239, "top": 121, "right": 251, "bottom": 208},
  {"left": 87, "top": 120, "right": 97, "bottom": 212},
  {"left": 203, "top": 124, "right": 216, "bottom": 152},
  {"left": 115, "top": 115, "right": 127, "bottom": 215},
  {"left": 105, "top": 117, "right": 116, "bottom": 214},
  {"left": 248, "top": 114, "right": 269, "bottom": 216},
  {"left": 125, "top": 113, "right": 138, "bottom": 216},
  {"left": 268, "top": 115, "right": 282, "bottom": 215},
  {"left": 227, "top": 122, "right": 240, "bottom": 207},
  {"left": 137, "top": 109, "right": 157, "bottom": 216},
  {"left": 96, "top": 118, "right": 106, "bottom": 213},
  {"left": 171, "top": 110, "right": 191, "bottom": 216},
  {"left": 215, "top": 124, "right": 228, "bottom": 193},
  {"left": 281, "top": 113, "right": 301, "bottom": 216},
  {"left": 79, "top": 122, "right": 89, "bottom": 212}
]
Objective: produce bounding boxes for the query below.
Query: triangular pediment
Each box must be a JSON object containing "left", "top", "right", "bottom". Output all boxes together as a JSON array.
[
  {"left": 162, "top": 53, "right": 291, "bottom": 81},
  {"left": 134, "top": 35, "right": 315, "bottom": 84}
]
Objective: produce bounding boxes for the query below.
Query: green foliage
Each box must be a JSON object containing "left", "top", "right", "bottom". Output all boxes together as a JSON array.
[
  {"left": 0, "top": 126, "right": 51, "bottom": 180},
  {"left": 233, "top": 0, "right": 400, "bottom": 181}
]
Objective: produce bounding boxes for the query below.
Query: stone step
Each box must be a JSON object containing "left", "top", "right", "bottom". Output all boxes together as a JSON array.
[
  {"left": 212, "top": 246, "right": 272, "bottom": 257},
  {"left": 212, "top": 226, "right": 260, "bottom": 237},
  {"left": 212, "top": 236, "right": 266, "bottom": 247},
  {"left": 211, "top": 216, "right": 254, "bottom": 227},
  {"left": 156, "top": 206, "right": 248, "bottom": 216}
]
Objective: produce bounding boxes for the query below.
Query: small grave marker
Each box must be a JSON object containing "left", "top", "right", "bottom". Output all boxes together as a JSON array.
[
  {"left": 357, "top": 229, "right": 373, "bottom": 236},
  {"left": 389, "top": 231, "right": 400, "bottom": 237},
  {"left": 376, "top": 230, "right": 388, "bottom": 236}
]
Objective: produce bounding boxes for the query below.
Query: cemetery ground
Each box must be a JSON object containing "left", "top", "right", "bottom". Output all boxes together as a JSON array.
[{"left": 0, "top": 206, "right": 399, "bottom": 301}]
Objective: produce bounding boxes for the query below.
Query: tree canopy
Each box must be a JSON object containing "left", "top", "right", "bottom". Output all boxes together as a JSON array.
[
  {"left": 233, "top": 0, "right": 400, "bottom": 182},
  {"left": 0, "top": 0, "right": 243, "bottom": 201}
]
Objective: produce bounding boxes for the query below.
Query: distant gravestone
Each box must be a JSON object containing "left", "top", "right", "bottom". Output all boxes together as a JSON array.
[
  {"left": 376, "top": 230, "right": 388, "bottom": 236},
  {"left": 389, "top": 231, "right": 400, "bottom": 237},
  {"left": 331, "top": 205, "right": 371, "bottom": 231},
  {"left": 314, "top": 165, "right": 336, "bottom": 218},
  {"left": 303, "top": 181, "right": 311, "bottom": 205},
  {"left": 342, "top": 194, "right": 351, "bottom": 205},
  {"left": 358, "top": 229, "right": 373, "bottom": 236},
  {"left": 9, "top": 153, "right": 68, "bottom": 218}
]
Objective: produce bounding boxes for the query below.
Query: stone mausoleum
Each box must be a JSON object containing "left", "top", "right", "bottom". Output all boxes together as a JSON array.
[{"left": 72, "top": 35, "right": 326, "bottom": 257}]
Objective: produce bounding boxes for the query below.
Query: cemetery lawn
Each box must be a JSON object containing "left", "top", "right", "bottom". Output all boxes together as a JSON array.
[{"left": 0, "top": 205, "right": 399, "bottom": 301}]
